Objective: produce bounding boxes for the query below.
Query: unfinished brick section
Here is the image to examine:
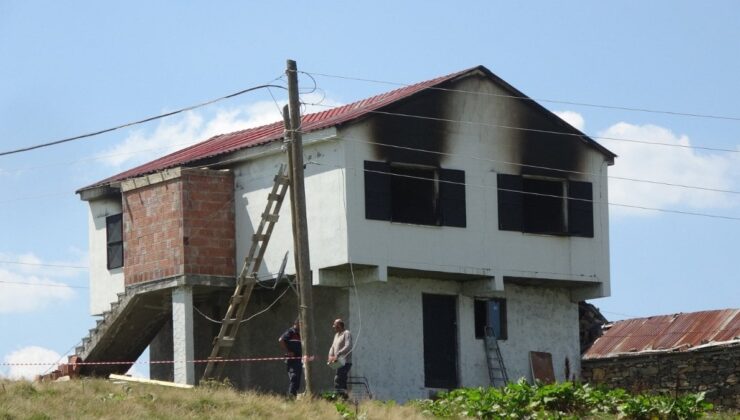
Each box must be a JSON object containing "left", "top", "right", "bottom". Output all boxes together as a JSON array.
[
  {"left": 581, "top": 343, "right": 740, "bottom": 409},
  {"left": 122, "top": 168, "right": 235, "bottom": 286}
]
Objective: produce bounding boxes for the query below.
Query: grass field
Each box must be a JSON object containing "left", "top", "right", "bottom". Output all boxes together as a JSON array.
[
  {"left": 1, "top": 378, "right": 736, "bottom": 419},
  {"left": 0, "top": 378, "right": 424, "bottom": 420}
]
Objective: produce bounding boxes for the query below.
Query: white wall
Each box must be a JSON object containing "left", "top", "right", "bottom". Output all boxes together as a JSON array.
[
  {"left": 339, "top": 75, "right": 611, "bottom": 299},
  {"left": 233, "top": 134, "right": 349, "bottom": 279},
  {"left": 348, "top": 276, "right": 580, "bottom": 402},
  {"left": 87, "top": 197, "right": 124, "bottom": 315}
]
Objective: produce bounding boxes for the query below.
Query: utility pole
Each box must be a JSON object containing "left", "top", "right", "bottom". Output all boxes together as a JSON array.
[{"left": 285, "top": 59, "right": 316, "bottom": 396}]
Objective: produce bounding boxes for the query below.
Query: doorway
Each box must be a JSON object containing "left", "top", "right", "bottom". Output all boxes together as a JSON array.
[{"left": 422, "top": 293, "right": 458, "bottom": 388}]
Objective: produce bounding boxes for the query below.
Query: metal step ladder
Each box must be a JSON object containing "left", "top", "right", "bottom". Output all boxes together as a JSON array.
[
  {"left": 484, "top": 326, "right": 509, "bottom": 387},
  {"left": 202, "top": 165, "right": 290, "bottom": 381}
]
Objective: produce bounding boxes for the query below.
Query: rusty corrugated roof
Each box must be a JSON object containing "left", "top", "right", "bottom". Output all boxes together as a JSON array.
[{"left": 583, "top": 308, "right": 740, "bottom": 359}]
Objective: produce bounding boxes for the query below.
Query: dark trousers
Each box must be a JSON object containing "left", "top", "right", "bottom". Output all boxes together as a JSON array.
[
  {"left": 334, "top": 363, "right": 352, "bottom": 395},
  {"left": 287, "top": 361, "right": 302, "bottom": 397}
]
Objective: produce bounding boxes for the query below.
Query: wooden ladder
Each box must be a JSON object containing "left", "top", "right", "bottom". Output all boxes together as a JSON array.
[
  {"left": 484, "top": 326, "right": 509, "bottom": 387},
  {"left": 202, "top": 165, "right": 290, "bottom": 381}
]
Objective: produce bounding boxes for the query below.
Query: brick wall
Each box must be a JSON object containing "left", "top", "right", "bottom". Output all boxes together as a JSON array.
[
  {"left": 181, "top": 170, "right": 235, "bottom": 277},
  {"left": 581, "top": 343, "right": 740, "bottom": 409},
  {"left": 123, "top": 168, "right": 234, "bottom": 286}
]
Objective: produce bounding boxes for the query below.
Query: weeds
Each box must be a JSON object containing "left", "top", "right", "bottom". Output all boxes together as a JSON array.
[{"left": 414, "top": 379, "right": 714, "bottom": 419}]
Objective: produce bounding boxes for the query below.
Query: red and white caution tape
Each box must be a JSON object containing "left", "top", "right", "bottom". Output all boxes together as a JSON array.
[{"left": 0, "top": 355, "right": 316, "bottom": 366}]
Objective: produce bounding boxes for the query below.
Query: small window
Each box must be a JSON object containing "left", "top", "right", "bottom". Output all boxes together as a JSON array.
[
  {"left": 364, "top": 160, "right": 466, "bottom": 227},
  {"left": 474, "top": 299, "right": 507, "bottom": 340},
  {"left": 497, "top": 174, "right": 593, "bottom": 237},
  {"left": 106, "top": 213, "right": 123, "bottom": 269}
]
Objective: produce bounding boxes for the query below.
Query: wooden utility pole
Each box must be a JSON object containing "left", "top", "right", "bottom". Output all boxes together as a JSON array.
[{"left": 285, "top": 59, "right": 316, "bottom": 396}]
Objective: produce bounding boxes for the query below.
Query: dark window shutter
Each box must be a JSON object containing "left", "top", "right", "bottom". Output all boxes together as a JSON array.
[
  {"left": 568, "top": 181, "right": 594, "bottom": 237},
  {"left": 106, "top": 213, "right": 122, "bottom": 243},
  {"left": 497, "top": 174, "right": 523, "bottom": 231},
  {"left": 107, "top": 243, "right": 124, "bottom": 269},
  {"left": 106, "top": 213, "right": 124, "bottom": 269},
  {"left": 439, "top": 168, "right": 466, "bottom": 227},
  {"left": 364, "top": 160, "right": 391, "bottom": 221}
]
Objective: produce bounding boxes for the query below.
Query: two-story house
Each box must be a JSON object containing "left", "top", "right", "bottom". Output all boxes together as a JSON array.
[{"left": 75, "top": 65, "right": 615, "bottom": 401}]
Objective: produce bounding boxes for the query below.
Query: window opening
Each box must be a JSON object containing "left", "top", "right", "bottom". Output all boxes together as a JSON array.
[
  {"left": 390, "top": 164, "right": 438, "bottom": 225},
  {"left": 474, "top": 298, "right": 507, "bottom": 340},
  {"left": 106, "top": 213, "right": 123, "bottom": 269},
  {"left": 522, "top": 177, "right": 566, "bottom": 234}
]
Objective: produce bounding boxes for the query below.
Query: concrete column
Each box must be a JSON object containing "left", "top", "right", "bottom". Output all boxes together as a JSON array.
[{"left": 172, "top": 286, "right": 195, "bottom": 385}]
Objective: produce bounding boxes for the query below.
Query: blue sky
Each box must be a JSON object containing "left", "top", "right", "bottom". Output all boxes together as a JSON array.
[{"left": 1, "top": 2, "right": 739, "bottom": 378}]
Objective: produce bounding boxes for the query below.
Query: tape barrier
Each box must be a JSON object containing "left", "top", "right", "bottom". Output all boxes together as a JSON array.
[{"left": 0, "top": 355, "right": 317, "bottom": 366}]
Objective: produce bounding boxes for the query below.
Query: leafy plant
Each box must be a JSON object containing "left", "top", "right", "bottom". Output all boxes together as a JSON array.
[{"left": 412, "top": 380, "right": 713, "bottom": 419}]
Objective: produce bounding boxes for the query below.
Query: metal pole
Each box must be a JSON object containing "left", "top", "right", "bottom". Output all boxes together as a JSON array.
[{"left": 286, "top": 59, "right": 316, "bottom": 396}]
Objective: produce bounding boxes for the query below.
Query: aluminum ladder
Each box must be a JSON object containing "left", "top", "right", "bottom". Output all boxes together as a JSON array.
[
  {"left": 202, "top": 165, "right": 290, "bottom": 381},
  {"left": 484, "top": 326, "right": 509, "bottom": 387}
]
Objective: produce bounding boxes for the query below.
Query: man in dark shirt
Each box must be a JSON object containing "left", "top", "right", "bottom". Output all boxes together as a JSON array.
[{"left": 278, "top": 319, "right": 302, "bottom": 397}]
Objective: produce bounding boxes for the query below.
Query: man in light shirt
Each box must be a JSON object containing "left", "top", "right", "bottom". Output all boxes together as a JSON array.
[{"left": 327, "top": 318, "right": 352, "bottom": 398}]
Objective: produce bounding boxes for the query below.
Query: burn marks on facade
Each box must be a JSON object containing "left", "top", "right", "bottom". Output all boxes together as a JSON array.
[
  {"left": 369, "top": 88, "right": 452, "bottom": 166},
  {"left": 497, "top": 107, "right": 596, "bottom": 237},
  {"left": 364, "top": 85, "right": 466, "bottom": 227}
]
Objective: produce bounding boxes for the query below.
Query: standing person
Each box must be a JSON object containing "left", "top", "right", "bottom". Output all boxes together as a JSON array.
[
  {"left": 278, "top": 318, "right": 302, "bottom": 397},
  {"left": 327, "top": 318, "right": 352, "bottom": 398}
]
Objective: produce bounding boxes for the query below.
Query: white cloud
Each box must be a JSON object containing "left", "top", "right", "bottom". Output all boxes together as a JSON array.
[
  {"left": 599, "top": 122, "right": 740, "bottom": 216},
  {"left": 97, "top": 93, "right": 343, "bottom": 169},
  {"left": 0, "top": 252, "right": 82, "bottom": 313},
  {"left": 2, "top": 346, "right": 61, "bottom": 380},
  {"left": 553, "top": 110, "right": 585, "bottom": 131}
]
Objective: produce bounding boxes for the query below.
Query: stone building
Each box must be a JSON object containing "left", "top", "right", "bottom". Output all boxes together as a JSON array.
[{"left": 582, "top": 309, "right": 740, "bottom": 409}]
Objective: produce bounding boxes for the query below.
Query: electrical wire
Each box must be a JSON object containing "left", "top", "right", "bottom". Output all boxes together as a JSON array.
[
  {"left": 194, "top": 286, "right": 291, "bottom": 324},
  {"left": 0, "top": 260, "right": 88, "bottom": 269},
  {"left": 322, "top": 106, "right": 739, "bottom": 154},
  {"left": 0, "top": 80, "right": 288, "bottom": 157},
  {"left": 339, "top": 165, "right": 362, "bottom": 355},
  {"left": 308, "top": 160, "right": 740, "bottom": 221},
  {"left": 305, "top": 70, "right": 740, "bottom": 123},
  {"left": 0, "top": 280, "right": 88, "bottom": 289},
  {"left": 328, "top": 133, "right": 740, "bottom": 196}
]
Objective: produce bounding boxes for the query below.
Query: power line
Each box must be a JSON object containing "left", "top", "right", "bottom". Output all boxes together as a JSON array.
[
  {"left": 0, "top": 81, "right": 288, "bottom": 157},
  {"left": 0, "top": 260, "right": 88, "bottom": 269},
  {"left": 330, "top": 133, "right": 740, "bottom": 196},
  {"left": 305, "top": 70, "right": 740, "bottom": 123},
  {"left": 0, "top": 280, "right": 88, "bottom": 289},
  {"left": 308, "top": 161, "right": 740, "bottom": 222},
  {"left": 361, "top": 108, "right": 740, "bottom": 154}
]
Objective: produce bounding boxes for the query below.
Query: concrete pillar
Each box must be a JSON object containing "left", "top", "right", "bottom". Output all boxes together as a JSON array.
[{"left": 172, "top": 286, "right": 195, "bottom": 385}]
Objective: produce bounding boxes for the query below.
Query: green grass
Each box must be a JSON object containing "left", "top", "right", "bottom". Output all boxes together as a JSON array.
[
  {"left": 0, "top": 379, "right": 425, "bottom": 420},
  {"left": 0, "top": 379, "right": 735, "bottom": 419}
]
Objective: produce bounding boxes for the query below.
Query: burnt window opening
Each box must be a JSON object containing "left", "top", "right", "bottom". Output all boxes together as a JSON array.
[
  {"left": 474, "top": 298, "right": 507, "bottom": 340},
  {"left": 497, "top": 173, "right": 594, "bottom": 237},
  {"left": 364, "top": 160, "right": 466, "bottom": 227},
  {"left": 106, "top": 213, "right": 124, "bottom": 270},
  {"left": 522, "top": 178, "right": 565, "bottom": 234}
]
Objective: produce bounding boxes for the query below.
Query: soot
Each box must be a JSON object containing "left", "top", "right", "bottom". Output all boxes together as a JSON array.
[
  {"left": 518, "top": 113, "right": 587, "bottom": 178},
  {"left": 369, "top": 89, "right": 451, "bottom": 166}
]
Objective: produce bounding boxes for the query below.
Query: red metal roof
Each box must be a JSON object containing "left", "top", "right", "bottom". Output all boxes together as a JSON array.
[
  {"left": 79, "top": 64, "right": 616, "bottom": 192},
  {"left": 583, "top": 309, "right": 740, "bottom": 359},
  {"left": 79, "top": 67, "right": 475, "bottom": 192}
]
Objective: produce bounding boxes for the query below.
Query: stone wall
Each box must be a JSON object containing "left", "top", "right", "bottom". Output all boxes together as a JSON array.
[{"left": 581, "top": 342, "right": 740, "bottom": 409}]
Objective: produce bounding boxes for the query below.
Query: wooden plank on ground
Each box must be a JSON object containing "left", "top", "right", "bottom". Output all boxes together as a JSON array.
[{"left": 109, "top": 374, "right": 194, "bottom": 389}]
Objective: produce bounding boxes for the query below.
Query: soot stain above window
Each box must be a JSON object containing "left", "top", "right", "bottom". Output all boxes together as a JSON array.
[
  {"left": 369, "top": 88, "right": 452, "bottom": 167},
  {"left": 517, "top": 113, "right": 588, "bottom": 178}
]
